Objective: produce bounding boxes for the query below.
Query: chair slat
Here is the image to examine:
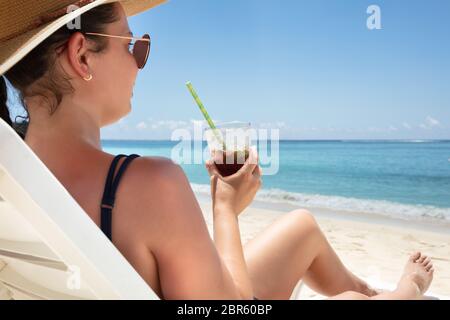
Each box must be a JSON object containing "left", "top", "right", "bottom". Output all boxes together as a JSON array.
[{"left": 0, "top": 265, "right": 85, "bottom": 300}]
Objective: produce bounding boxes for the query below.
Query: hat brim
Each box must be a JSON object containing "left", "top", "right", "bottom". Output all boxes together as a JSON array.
[{"left": 0, "top": 0, "right": 166, "bottom": 76}]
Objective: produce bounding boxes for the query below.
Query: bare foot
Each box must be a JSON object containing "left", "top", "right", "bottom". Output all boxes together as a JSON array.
[
  {"left": 396, "top": 252, "right": 434, "bottom": 299},
  {"left": 330, "top": 252, "right": 434, "bottom": 300},
  {"left": 357, "top": 281, "right": 380, "bottom": 297}
]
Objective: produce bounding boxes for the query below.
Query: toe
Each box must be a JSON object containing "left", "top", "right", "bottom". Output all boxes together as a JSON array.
[
  {"left": 410, "top": 251, "right": 421, "bottom": 262},
  {"left": 418, "top": 255, "right": 427, "bottom": 263},
  {"left": 426, "top": 264, "right": 433, "bottom": 272},
  {"left": 423, "top": 257, "right": 431, "bottom": 267}
]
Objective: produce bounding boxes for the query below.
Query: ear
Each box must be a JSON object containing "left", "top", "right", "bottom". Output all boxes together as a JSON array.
[{"left": 66, "top": 32, "right": 94, "bottom": 79}]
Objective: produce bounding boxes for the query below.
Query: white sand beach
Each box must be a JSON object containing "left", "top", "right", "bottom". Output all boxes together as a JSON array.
[{"left": 196, "top": 196, "right": 450, "bottom": 299}]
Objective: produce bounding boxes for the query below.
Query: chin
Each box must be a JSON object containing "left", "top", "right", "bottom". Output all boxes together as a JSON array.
[{"left": 118, "top": 102, "right": 132, "bottom": 118}]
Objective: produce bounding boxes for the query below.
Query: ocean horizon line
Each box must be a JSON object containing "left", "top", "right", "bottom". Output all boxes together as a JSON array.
[{"left": 101, "top": 139, "right": 450, "bottom": 143}]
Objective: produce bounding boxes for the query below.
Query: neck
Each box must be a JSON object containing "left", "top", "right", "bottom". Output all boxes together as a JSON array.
[{"left": 24, "top": 97, "right": 102, "bottom": 157}]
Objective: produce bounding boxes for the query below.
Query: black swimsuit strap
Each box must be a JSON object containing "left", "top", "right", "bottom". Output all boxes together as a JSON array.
[
  {"left": 102, "top": 154, "right": 127, "bottom": 206},
  {"left": 101, "top": 154, "right": 140, "bottom": 241}
]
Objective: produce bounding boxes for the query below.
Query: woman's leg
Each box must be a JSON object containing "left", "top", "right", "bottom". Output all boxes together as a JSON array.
[{"left": 243, "top": 209, "right": 375, "bottom": 300}]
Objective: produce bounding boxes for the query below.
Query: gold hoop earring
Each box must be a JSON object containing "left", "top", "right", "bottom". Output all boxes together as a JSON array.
[{"left": 83, "top": 74, "right": 93, "bottom": 81}]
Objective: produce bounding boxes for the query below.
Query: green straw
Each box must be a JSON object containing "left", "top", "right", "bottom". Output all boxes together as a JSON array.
[
  {"left": 186, "top": 81, "right": 226, "bottom": 149},
  {"left": 186, "top": 81, "right": 216, "bottom": 130}
]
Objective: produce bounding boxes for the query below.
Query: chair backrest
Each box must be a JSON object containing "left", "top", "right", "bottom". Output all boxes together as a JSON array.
[{"left": 0, "top": 119, "right": 159, "bottom": 300}]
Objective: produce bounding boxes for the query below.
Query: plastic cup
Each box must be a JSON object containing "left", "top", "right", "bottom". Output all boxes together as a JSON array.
[{"left": 205, "top": 121, "right": 251, "bottom": 177}]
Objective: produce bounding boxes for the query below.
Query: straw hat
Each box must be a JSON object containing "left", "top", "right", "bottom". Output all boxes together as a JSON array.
[{"left": 0, "top": 0, "right": 167, "bottom": 75}]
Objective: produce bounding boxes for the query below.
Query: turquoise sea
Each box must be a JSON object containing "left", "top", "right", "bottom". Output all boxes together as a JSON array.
[{"left": 102, "top": 140, "right": 450, "bottom": 223}]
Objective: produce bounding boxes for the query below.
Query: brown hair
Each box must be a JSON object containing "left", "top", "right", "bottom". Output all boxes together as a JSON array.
[{"left": 0, "top": 3, "right": 119, "bottom": 139}]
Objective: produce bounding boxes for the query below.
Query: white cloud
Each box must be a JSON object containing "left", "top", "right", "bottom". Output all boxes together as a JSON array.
[
  {"left": 402, "top": 122, "right": 412, "bottom": 129},
  {"left": 388, "top": 125, "right": 398, "bottom": 132},
  {"left": 115, "top": 119, "right": 129, "bottom": 130},
  {"left": 275, "top": 121, "right": 286, "bottom": 128},
  {"left": 190, "top": 119, "right": 207, "bottom": 127},
  {"left": 156, "top": 120, "right": 188, "bottom": 130},
  {"left": 144, "top": 119, "right": 190, "bottom": 130},
  {"left": 419, "top": 116, "right": 441, "bottom": 130},
  {"left": 367, "top": 126, "right": 400, "bottom": 133},
  {"left": 257, "top": 121, "right": 287, "bottom": 129},
  {"left": 425, "top": 116, "right": 440, "bottom": 127},
  {"left": 136, "top": 121, "right": 148, "bottom": 130}
]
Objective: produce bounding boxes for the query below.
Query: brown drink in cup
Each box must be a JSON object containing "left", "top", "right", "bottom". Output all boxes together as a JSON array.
[
  {"left": 205, "top": 121, "right": 252, "bottom": 177},
  {"left": 212, "top": 149, "right": 250, "bottom": 177}
]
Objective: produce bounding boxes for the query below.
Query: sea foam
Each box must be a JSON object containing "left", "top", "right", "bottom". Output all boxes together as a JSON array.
[{"left": 191, "top": 183, "right": 450, "bottom": 222}]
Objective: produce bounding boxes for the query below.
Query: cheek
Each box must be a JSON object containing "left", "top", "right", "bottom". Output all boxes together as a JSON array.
[
  {"left": 119, "top": 50, "right": 138, "bottom": 89},
  {"left": 105, "top": 51, "right": 137, "bottom": 96}
]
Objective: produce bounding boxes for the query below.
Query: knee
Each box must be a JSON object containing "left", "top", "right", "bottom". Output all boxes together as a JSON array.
[
  {"left": 287, "top": 209, "right": 319, "bottom": 233},
  {"left": 330, "top": 290, "right": 370, "bottom": 300},
  {"left": 289, "top": 209, "right": 317, "bottom": 225}
]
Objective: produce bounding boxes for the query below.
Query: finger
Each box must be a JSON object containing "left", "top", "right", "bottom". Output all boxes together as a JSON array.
[
  {"left": 205, "top": 159, "right": 222, "bottom": 177},
  {"left": 253, "top": 175, "right": 262, "bottom": 190},
  {"left": 239, "top": 146, "right": 258, "bottom": 175},
  {"left": 205, "top": 160, "right": 213, "bottom": 176},
  {"left": 210, "top": 173, "right": 218, "bottom": 197},
  {"left": 252, "top": 165, "right": 262, "bottom": 178}
]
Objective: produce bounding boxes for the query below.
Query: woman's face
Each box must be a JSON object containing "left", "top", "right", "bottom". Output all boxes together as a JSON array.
[
  {"left": 82, "top": 3, "right": 139, "bottom": 127},
  {"left": 69, "top": 3, "right": 139, "bottom": 127}
]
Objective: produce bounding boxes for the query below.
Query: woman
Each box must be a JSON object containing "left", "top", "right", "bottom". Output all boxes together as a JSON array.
[{"left": 0, "top": 0, "right": 434, "bottom": 300}]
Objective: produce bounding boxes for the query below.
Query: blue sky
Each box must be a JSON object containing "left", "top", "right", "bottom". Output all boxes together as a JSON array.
[
  {"left": 104, "top": 0, "right": 450, "bottom": 140},
  {"left": 34, "top": 1, "right": 450, "bottom": 139}
]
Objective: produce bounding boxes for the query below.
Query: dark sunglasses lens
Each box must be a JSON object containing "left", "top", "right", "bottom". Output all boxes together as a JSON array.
[{"left": 133, "top": 34, "right": 150, "bottom": 69}]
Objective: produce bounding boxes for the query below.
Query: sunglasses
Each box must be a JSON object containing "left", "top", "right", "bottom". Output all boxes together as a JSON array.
[{"left": 85, "top": 32, "right": 151, "bottom": 69}]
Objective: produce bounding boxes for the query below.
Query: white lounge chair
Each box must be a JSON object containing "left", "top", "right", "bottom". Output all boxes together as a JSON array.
[{"left": 0, "top": 118, "right": 159, "bottom": 300}]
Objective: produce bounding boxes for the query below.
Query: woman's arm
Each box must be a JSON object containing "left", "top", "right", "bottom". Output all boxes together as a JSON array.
[
  {"left": 206, "top": 149, "right": 262, "bottom": 300},
  {"left": 213, "top": 207, "right": 254, "bottom": 299},
  {"left": 133, "top": 157, "right": 252, "bottom": 299}
]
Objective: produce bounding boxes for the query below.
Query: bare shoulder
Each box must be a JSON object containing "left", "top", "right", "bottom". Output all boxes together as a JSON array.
[
  {"left": 126, "top": 156, "right": 191, "bottom": 199},
  {"left": 127, "top": 155, "right": 184, "bottom": 184},
  {"left": 122, "top": 155, "right": 198, "bottom": 243}
]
